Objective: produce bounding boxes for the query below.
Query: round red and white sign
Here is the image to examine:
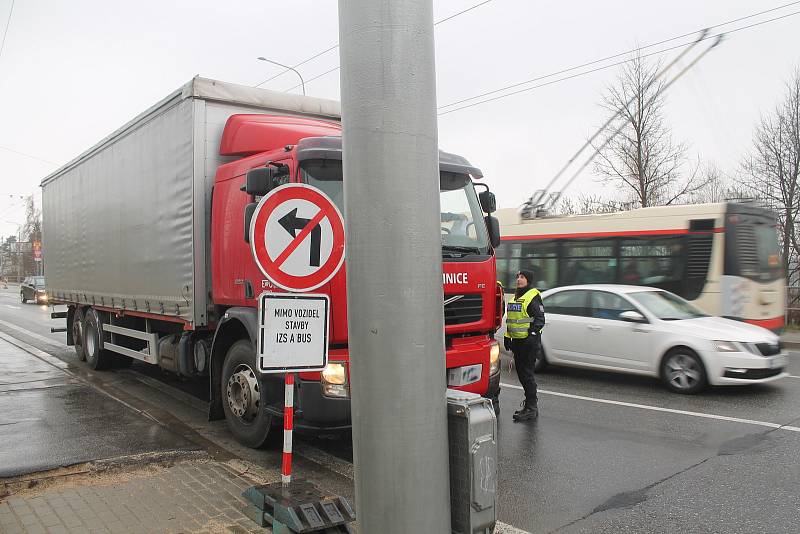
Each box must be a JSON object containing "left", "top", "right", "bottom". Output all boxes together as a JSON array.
[{"left": 250, "top": 184, "right": 345, "bottom": 292}]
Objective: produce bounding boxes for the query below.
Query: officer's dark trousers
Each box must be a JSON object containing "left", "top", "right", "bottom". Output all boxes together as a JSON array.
[{"left": 510, "top": 337, "right": 538, "bottom": 407}]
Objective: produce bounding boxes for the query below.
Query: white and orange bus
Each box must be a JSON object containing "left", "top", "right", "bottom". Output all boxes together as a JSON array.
[{"left": 496, "top": 202, "right": 786, "bottom": 331}]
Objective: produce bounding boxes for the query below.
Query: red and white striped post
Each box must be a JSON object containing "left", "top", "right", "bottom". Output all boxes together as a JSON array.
[{"left": 282, "top": 372, "right": 295, "bottom": 485}]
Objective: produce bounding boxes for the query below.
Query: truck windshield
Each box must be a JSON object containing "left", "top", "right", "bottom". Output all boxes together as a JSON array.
[{"left": 300, "top": 160, "right": 489, "bottom": 254}]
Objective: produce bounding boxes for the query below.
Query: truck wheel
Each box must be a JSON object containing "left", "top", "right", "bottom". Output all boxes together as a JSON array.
[
  {"left": 221, "top": 340, "right": 273, "bottom": 448},
  {"left": 83, "top": 309, "right": 112, "bottom": 370},
  {"left": 72, "top": 308, "right": 86, "bottom": 361}
]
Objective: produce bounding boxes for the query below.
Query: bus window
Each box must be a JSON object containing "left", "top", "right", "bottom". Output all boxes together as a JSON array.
[
  {"left": 727, "top": 221, "right": 782, "bottom": 283},
  {"left": 520, "top": 241, "right": 558, "bottom": 290},
  {"left": 562, "top": 240, "right": 616, "bottom": 284},
  {"left": 498, "top": 241, "right": 557, "bottom": 290},
  {"left": 620, "top": 237, "right": 684, "bottom": 294}
]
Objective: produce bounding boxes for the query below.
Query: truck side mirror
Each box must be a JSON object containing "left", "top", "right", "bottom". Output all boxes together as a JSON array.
[
  {"left": 479, "top": 191, "right": 496, "bottom": 214},
  {"left": 485, "top": 215, "right": 501, "bottom": 248},
  {"left": 243, "top": 167, "right": 274, "bottom": 196},
  {"left": 243, "top": 202, "right": 257, "bottom": 243},
  {"left": 242, "top": 163, "right": 289, "bottom": 196}
]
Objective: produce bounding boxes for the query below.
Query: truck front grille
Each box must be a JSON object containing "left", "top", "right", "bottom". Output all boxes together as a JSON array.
[{"left": 444, "top": 294, "right": 483, "bottom": 325}]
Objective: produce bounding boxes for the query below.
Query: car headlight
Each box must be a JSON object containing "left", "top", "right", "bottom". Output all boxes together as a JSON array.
[
  {"left": 489, "top": 341, "right": 500, "bottom": 375},
  {"left": 321, "top": 362, "right": 349, "bottom": 398},
  {"left": 713, "top": 340, "right": 740, "bottom": 352}
]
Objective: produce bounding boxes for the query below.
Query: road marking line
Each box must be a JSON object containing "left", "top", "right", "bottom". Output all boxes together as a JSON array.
[
  {"left": 500, "top": 382, "right": 800, "bottom": 433},
  {"left": 4, "top": 305, "right": 21, "bottom": 309},
  {"left": 0, "top": 323, "right": 540, "bottom": 534},
  {"left": 0, "top": 318, "right": 66, "bottom": 348}
]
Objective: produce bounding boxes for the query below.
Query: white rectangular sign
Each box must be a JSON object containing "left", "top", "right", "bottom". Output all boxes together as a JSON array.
[{"left": 257, "top": 292, "right": 329, "bottom": 373}]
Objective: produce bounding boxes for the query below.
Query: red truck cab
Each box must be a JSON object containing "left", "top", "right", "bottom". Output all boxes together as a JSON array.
[{"left": 209, "top": 115, "right": 502, "bottom": 446}]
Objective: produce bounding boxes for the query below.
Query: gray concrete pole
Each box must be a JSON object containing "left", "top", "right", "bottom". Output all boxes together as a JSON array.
[{"left": 338, "top": 1, "right": 451, "bottom": 532}]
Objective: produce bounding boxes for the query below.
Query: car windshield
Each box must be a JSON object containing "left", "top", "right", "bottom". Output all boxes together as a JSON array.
[
  {"left": 300, "top": 160, "right": 489, "bottom": 255},
  {"left": 629, "top": 290, "right": 707, "bottom": 320},
  {"left": 33, "top": 277, "right": 45, "bottom": 287}
]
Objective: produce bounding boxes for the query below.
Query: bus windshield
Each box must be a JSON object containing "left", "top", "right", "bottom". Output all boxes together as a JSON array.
[
  {"left": 299, "top": 161, "right": 489, "bottom": 254},
  {"left": 726, "top": 216, "right": 783, "bottom": 283}
]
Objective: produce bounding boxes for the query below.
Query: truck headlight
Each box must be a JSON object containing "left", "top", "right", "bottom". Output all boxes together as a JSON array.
[
  {"left": 489, "top": 341, "right": 500, "bottom": 375},
  {"left": 321, "top": 362, "right": 349, "bottom": 398},
  {"left": 713, "top": 340, "right": 740, "bottom": 353}
]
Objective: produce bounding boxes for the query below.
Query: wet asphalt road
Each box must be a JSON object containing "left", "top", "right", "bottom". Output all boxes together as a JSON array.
[
  {"left": 0, "top": 301, "right": 196, "bottom": 478},
  {"left": 1, "top": 286, "right": 799, "bottom": 533}
]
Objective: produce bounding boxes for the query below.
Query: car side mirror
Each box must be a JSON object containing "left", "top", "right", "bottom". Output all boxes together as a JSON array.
[
  {"left": 478, "top": 190, "right": 497, "bottom": 214},
  {"left": 484, "top": 215, "right": 501, "bottom": 248},
  {"left": 620, "top": 310, "right": 647, "bottom": 323}
]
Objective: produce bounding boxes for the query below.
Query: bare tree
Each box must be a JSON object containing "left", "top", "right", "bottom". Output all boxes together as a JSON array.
[
  {"left": 554, "top": 194, "right": 634, "bottom": 215},
  {"left": 594, "top": 53, "right": 707, "bottom": 207},
  {"left": 690, "top": 163, "right": 751, "bottom": 204},
  {"left": 739, "top": 68, "right": 800, "bottom": 285},
  {"left": 22, "top": 196, "right": 41, "bottom": 243}
]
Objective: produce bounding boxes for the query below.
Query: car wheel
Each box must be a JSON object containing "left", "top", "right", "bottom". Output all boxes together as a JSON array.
[
  {"left": 661, "top": 348, "right": 707, "bottom": 394},
  {"left": 221, "top": 339, "right": 273, "bottom": 448},
  {"left": 20, "top": 292, "right": 27, "bottom": 304},
  {"left": 83, "top": 308, "right": 112, "bottom": 370},
  {"left": 72, "top": 308, "right": 86, "bottom": 361}
]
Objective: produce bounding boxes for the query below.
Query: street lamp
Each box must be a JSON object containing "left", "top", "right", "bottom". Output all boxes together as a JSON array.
[{"left": 256, "top": 57, "right": 306, "bottom": 95}]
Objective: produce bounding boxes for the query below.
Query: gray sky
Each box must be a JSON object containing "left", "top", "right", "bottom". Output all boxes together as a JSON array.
[{"left": 0, "top": 0, "right": 798, "bottom": 240}]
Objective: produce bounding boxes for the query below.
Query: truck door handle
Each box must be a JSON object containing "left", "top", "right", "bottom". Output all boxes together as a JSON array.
[{"left": 587, "top": 325, "right": 601, "bottom": 331}]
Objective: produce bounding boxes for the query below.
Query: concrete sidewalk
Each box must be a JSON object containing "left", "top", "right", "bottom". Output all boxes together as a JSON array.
[
  {"left": 1, "top": 455, "right": 277, "bottom": 533},
  {"left": 0, "top": 332, "right": 280, "bottom": 533}
]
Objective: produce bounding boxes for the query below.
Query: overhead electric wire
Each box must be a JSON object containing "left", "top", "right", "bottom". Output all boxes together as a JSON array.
[
  {"left": 437, "top": 9, "right": 800, "bottom": 117},
  {"left": 0, "top": 145, "right": 59, "bottom": 166},
  {"left": 0, "top": 0, "right": 14, "bottom": 61},
  {"left": 542, "top": 34, "right": 725, "bottom": 211},
  {"left": 438, "top": 0, "right": 800, "bottom": 111},
  {"left": 280, "top": 0, "right": 497, "bottom": 92},
  {"left": 526, "top": 29, "right": 710, "bottom": 210},
  {"left": 254, "top": 43, "right": 339, "bottom": 88}
]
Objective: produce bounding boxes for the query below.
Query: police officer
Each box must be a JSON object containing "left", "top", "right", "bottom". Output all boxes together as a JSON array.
[{"left": 504, "top": 269, "right": 545, "bottom": 421}]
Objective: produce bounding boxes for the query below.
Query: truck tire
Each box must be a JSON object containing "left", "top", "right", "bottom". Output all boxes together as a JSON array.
[
  {"left": 221, "top": 339, "right": 273, "bottom": 448},
  {"left": 72, "top": 308, "right": 86, "bottom": 361},
  {"left": 83, "top": 308, "right": 113, "bottom": 370}
]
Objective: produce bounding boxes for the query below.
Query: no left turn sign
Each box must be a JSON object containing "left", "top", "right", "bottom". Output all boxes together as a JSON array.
[{"left": 250, "top": 184, "right": 345, "bottom": 292}]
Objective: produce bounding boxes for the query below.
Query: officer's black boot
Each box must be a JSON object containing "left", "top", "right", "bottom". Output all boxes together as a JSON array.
[{"left": 513, "top": 402, "right": 538, "bottom": 421}]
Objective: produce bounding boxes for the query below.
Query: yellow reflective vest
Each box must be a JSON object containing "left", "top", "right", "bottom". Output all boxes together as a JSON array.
[{"left": 504, "top": 288, "right": 541, "bottom": 339}]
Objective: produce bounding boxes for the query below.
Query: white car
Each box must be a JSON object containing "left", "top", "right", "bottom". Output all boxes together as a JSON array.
[{"left": 539, "top": 285, "right": 788, "bottom": 393}]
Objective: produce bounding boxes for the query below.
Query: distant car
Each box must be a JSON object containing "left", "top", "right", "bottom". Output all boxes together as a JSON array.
[
  {"left": 539, "top": 285, "right": 788, "bottom": 393},
  {"left": 20, "top": 276, "right": 47, "bottom": 304}
]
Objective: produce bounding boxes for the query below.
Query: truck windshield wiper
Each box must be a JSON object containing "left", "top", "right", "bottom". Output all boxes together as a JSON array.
[{"left": 441, "top": 244, "right": 482, "bottom": 256}]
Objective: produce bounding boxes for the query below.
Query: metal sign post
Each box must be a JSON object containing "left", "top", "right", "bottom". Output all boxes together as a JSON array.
[
  {"left": 243, "top": 185, "right": 352, "bottom": 533},
  {"left": 282, "top": 372, "right": 295, "bottom": 485}
]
